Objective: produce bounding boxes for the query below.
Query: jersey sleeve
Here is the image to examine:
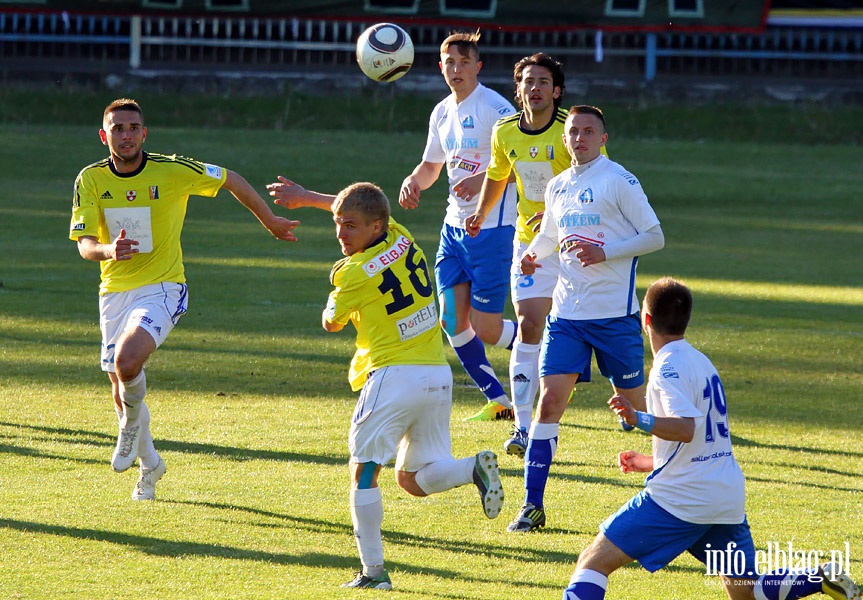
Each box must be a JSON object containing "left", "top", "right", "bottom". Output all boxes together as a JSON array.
[
  {"left": 614, "top": 170, "right": 661, "bottom": 233},
  {"left": 69, "top": 168, "right": 101, "bottom": 241},
  {"left": 652, "top": 361, "right": 705, "bottom": 422},
  {"left": 486, "top": 120, "right": 512, "bottom": 182},
  {"left": 175, "top": 156, "right": 227, "bottom": 198},
  {"left": 326, "top": 262, "right": 361, "bottom": 327},
  {"left": 421, "top": 105, "right": 446, "bottom": 165}
]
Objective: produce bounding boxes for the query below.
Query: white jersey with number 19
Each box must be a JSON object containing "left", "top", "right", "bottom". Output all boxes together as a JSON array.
[{"left": 644, "top": 339, "right": 746, "bottom": 525}]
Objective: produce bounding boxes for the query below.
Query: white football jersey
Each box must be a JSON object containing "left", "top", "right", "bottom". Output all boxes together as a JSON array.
[
  {"left": 422, "top": 83, "right": 517, "bottom": 229},
  {"left": 535, "top": 154, "right": 661, "bottom": 320},
  {"left": 644, "top": 339, "right": 746, "bottom": 525}
]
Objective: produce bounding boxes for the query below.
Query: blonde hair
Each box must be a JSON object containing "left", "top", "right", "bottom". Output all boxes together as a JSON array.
[{"left": 332, "top": 182, "right": 390, "bottom": 227}]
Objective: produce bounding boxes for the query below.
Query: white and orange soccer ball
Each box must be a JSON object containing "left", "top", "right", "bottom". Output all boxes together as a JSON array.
[{"left": 356, "top": 23, "right": 414, "bottom": 83}]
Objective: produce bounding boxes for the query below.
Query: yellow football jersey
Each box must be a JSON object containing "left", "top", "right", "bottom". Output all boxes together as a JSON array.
[
  {"left": 70, "top": 152, "right": 227, "bottom": 294},
  {"left": 486, "top": 107, "right": 608, "bottom": 245},
  {"left": 325, "top": 220, "right": 446, "bottom": 391}
]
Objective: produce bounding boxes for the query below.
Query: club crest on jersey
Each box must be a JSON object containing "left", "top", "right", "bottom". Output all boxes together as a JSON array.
[
  {"left": 578, "top": 188, "right": 594, "bottom": 204},
  {"left": 126, "top": 190, "right": 137, "bottom": 202},
  {"left": 529, "top": 146, "right": 539, "bottom": 158},
  {"left": 363, "top": 235, "right": 412, "bottom": 277},
  {"left": 149, "top": 186, "right": 159, "bottom": 200},
  {"left": 461, "top": 115, "right": 475, "bottom": 129}
]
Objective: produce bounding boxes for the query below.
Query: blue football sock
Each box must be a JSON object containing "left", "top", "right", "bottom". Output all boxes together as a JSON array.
[
  {"left": 524, "top": 422, "right": 558, "bottom": 508},
  {"left": 449, "top": 329, "right": 507, "bottom": 402},
  {"left": 563, "top": 569, "right": 607, "bottom": 600},
  {"left": 754, "top": 569, "right": 822, "bottom": 600}
]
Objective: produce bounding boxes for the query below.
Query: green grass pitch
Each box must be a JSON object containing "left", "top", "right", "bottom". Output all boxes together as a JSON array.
[{"left": 0, "top": 117, "right": 860, "bottom": 599}]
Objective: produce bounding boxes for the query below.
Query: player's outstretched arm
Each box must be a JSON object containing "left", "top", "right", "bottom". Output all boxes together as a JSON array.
[
  {"left": 267, "top": 175, "right": 335, "bottom": 211},
  {"left": 223, "top": 170, "right": 299, "bottom": 242}
]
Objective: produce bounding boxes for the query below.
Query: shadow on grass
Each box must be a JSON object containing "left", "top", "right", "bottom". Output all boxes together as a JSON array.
[
  {"left": 173, "top": 499, "right": 580, "bottom": 579},
  {"left": 0, "top": 514, "right": 555, "bottom": 590},
  {"left": 0, "top": 420, "right": 346, "bottom": 466},
  {"left": 0, "top": 516, "right": 361, "bottom": 569}
]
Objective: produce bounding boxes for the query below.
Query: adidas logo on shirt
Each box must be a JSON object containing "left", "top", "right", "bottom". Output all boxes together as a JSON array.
[{"left": 100, "top": 191, "right": 113, "bottom": 199}]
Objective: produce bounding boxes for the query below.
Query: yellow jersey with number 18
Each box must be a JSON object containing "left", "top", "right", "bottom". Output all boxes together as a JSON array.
[
  {"left": 325, "top": 220, "right": 446, "bottom": 391},
  {"left": 69, "top": 151, "right": 227, "bottom": 295}
]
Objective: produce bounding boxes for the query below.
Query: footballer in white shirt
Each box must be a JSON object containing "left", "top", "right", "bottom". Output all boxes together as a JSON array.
[
  {"left": 508, "top": 105, "right": 665, "bottom": 533},
  {"left": 563, "top": 278, "right": 860, "bottom": 600}
]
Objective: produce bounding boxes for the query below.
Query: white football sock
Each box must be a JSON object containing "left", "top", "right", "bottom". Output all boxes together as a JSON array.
[
  {"left": 136, "top": 402, "right": 160, "bottom": 471},
  {"left": 414, "top": 457, "right": 474, "bottom": 495},
  {"left": 350, "top": 487, "right": 384, "bottom": 573},
  {"left": 494, "top": 319, "right": 517, "bottom": 349},
  {"left": 510, "top": 340, "right": 540, "bottom": 430},
  {"left": 119, "top": 370, "right": 146, "bottom": 427}
]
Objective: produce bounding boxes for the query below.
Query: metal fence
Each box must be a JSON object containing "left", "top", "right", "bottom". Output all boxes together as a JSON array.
[{"left": 1, "top": 11, "right": 861, "bottom": 82}]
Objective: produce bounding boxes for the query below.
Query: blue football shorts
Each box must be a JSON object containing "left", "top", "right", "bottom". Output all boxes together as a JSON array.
[
  {"left": 538, "top": 313, "right": 645, "bottom": 388},
  {"left": 434, "top": 223, "right": 514, "bottom": 314},
  {"left": 601, "top": 490, "right": 756, "bottom": 576}
]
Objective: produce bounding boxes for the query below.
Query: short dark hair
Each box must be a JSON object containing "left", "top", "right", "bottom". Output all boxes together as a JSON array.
[
  {"left": 103, "top": 98, "right": 143, "bottom": 126},
  {"left": 332, "top": 182, "right": 390, "bottom": 228},
  {"left": 440, "top": 30, "right": 481, "bottom": 60},
  {"left": 513, "top": 53, "right": 565, "bottom": 109},
  {"left": 567, "top": 105, "right": 607, "bottom": 133},
  {"left": 644, "top": 277, "right": 693, "bottom": 336}
]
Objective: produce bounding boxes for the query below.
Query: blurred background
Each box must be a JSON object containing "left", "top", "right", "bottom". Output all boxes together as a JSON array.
[{"left": 1, "top": 0, "right": 861, "bottom": 109}]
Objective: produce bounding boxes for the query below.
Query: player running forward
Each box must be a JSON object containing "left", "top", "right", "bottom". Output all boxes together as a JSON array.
[
  {"left": 320, "top": 182, "right": 503, "bottom": 591},
  {"left": 507, "top": 105, "right": 664, "bottom": 533},
  {"left": 399, "top": 30, "right": 519, "bottom": 422},
  {"left": 563, "top": 278, "right": 861, "bottom": 600},
  {"left": 69, "top": 98, "right": 299, "bottom": 501},
  {"left": 466, "top": 53, "right": 592, "bottom": 455}
]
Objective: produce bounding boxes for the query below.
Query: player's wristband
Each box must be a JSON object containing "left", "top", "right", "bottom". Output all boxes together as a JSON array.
[{"left": 633, "top": 411, "right": 655, "bottom": 433}]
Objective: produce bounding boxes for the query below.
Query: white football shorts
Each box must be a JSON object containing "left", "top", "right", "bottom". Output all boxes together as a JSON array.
[
  {"left": 511, "top": 239, "right": 559, "bottom": 303},
  {"left": 349, "top": 364, "right": 454, "bottom": 472},
  {"left": 99, "top": 282, "right": 188, "bottom": 372}
]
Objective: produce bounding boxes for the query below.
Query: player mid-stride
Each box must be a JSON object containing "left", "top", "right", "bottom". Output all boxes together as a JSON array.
[{"left": 318, "top": 182, "right": 503, "bottom": 591}]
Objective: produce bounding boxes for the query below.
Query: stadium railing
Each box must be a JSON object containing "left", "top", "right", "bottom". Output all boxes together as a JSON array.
[{"left": 1, "top": 12, "right": 861, "bottom": 82}]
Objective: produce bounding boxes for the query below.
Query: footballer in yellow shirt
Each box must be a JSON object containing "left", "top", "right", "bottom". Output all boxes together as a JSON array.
[
  {"left": 70, "top": 152, "right": 227, "bottom": 294},
  {"left": 321, "top": 182, "right": 503, "bottom": 591},
  {"left": 70, "top": 98, "right": 298, "bottom": 502}
]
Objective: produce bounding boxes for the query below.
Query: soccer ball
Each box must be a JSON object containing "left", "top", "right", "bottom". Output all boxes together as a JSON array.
[{"left": 356, "top": 23, "right": 414, "bottom": 83}]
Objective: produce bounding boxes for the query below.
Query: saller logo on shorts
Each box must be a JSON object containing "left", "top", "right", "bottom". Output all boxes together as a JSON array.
[{"left": 363, "top": 235, "right": 412, "bottom": 277}]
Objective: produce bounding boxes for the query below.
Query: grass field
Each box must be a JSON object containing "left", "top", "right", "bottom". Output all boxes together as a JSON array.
[{"left": 0, "top": 111, "right": 861, "bottom": 600}]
